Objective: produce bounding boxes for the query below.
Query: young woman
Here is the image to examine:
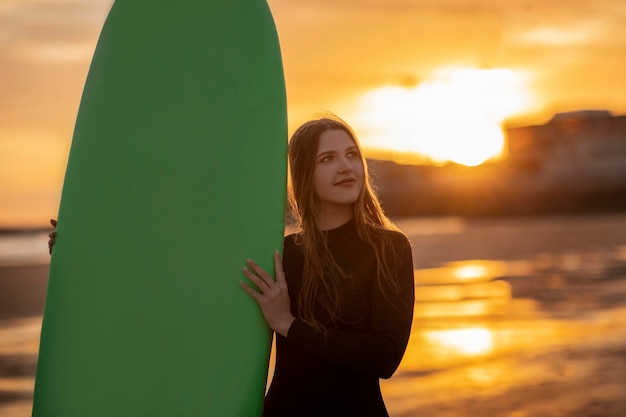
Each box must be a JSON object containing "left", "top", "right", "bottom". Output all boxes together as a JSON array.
[
  {"left": 240, "top": 116, "right": 415, "bottom": 416},
  {"left": 48, "top": 115, "right": 415, "bottom": 416}
]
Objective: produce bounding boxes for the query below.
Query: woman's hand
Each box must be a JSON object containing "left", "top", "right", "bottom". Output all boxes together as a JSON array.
[
  {"left": 240, "top": 251, "right": 295, "bottom": 337},
  {"left": 48, "top": 219, "right": 57, "bottom": 255}
]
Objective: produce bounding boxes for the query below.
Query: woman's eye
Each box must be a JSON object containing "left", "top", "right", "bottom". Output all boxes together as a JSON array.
[
  {"left": 347, "top": 150, "right": 359, "bottom": 158},
  {"left": 320, "top": 156, "right": 332, "bottom": 163}
]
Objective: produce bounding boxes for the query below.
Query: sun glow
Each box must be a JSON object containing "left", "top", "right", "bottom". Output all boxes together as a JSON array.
[{"left": 348, "top": 68, "right": 535, "bottom": 166}]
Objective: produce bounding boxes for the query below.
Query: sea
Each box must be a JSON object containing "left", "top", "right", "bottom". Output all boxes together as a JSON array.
[{"left": 2, "top": 211, "right": 626, "bottom": 416}]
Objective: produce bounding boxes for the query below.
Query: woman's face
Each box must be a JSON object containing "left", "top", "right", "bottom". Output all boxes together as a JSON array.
[{"left": 312, "top": 129, "right": 364, "bottom": 209}]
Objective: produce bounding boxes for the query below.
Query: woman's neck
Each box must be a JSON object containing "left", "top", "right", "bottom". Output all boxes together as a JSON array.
[{"left": 317, "top": 204, "right": 353, "bottom": 231}]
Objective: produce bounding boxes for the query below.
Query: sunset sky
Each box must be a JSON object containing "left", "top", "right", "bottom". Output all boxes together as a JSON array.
[{"left": 2, "top": 0, "right": 626, "bottom": 228}]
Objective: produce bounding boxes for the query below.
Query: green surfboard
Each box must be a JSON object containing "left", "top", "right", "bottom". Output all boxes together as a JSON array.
[{"left": 32, "top": 0, "right": 287, "bottom": 415}]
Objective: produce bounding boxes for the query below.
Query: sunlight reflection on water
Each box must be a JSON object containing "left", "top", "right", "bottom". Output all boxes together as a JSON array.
[
  {"left": 414, "top": 260, "right": 510, "bottom": 285},
  {"left": 400, "top": 258, "right": 545, "bottom": 371},
  {"left": 0, "top": 233, "right": 50, "bottom": 266},
  {"left": 425, "top": 328, "right": 494, "bottom": 356}
]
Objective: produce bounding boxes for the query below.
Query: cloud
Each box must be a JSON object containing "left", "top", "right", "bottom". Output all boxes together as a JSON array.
[
  {"left": 270, "top": 0, "right": 503, "bottom": 14},
  {"left": 511, "top": 23, "right": 603, "bottom": 46},
  {"left": 0, "top": 0, "right": 112, "bottom": 61},
  {"left": 15, "top": 40, "right": 96, "bottom": 63}
]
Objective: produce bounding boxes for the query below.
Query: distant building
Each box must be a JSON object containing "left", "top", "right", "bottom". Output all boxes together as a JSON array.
[
  {"left": 506, "top": 110, "right": 626, "bottom": 191},
  {"left": 369, "top": 109, "right": 626, "bottom": 217}
]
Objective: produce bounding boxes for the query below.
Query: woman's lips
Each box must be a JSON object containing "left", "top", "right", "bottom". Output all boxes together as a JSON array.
[{"left": 335, "top": 178, "right": 356, "bottom": 186}]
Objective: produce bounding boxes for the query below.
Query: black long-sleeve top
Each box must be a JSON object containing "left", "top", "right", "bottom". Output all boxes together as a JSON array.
[{"left": 263, "top": 218, "right": 415, "bottom": 417}]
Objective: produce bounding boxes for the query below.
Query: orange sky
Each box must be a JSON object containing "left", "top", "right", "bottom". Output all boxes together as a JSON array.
[{"left": 2, "top": 0, "right": 626, "bottom": 228}]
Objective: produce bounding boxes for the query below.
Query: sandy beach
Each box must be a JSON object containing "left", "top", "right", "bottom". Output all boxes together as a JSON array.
[{"left": 1, "top": 212, "right": 626, "bottom": 416}]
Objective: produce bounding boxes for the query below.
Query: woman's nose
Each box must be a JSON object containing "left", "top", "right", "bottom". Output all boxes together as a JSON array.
[{"left": 338, "top": 157, "right": 353, "bottom": 173}]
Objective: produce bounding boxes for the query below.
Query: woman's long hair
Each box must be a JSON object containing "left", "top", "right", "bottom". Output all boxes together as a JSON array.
[{"left": 288, "top": 114, "right": 405, "bottom": 333}]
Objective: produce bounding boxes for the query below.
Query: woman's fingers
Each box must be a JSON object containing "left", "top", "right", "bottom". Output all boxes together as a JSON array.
[
  {"left": 274, "top": 250, "right": 286, "bottom": 287},
  {"left": 241, "top": 255, "right": 288, "bottom": 298},
  {"left": 245, "top": 259, "right": 275, "bottom": 287},
  {"left": 240, "top": 253, "right": 294, "bottom": 337},
  {"left": 48, "top": 223, "right": 56, "bottom": 255},
  {"left": 239, "top": 280, "right": 262, "bottom": 301},
  {"left": 242, "top": 265, "right": 271, "bottom": 293}
]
